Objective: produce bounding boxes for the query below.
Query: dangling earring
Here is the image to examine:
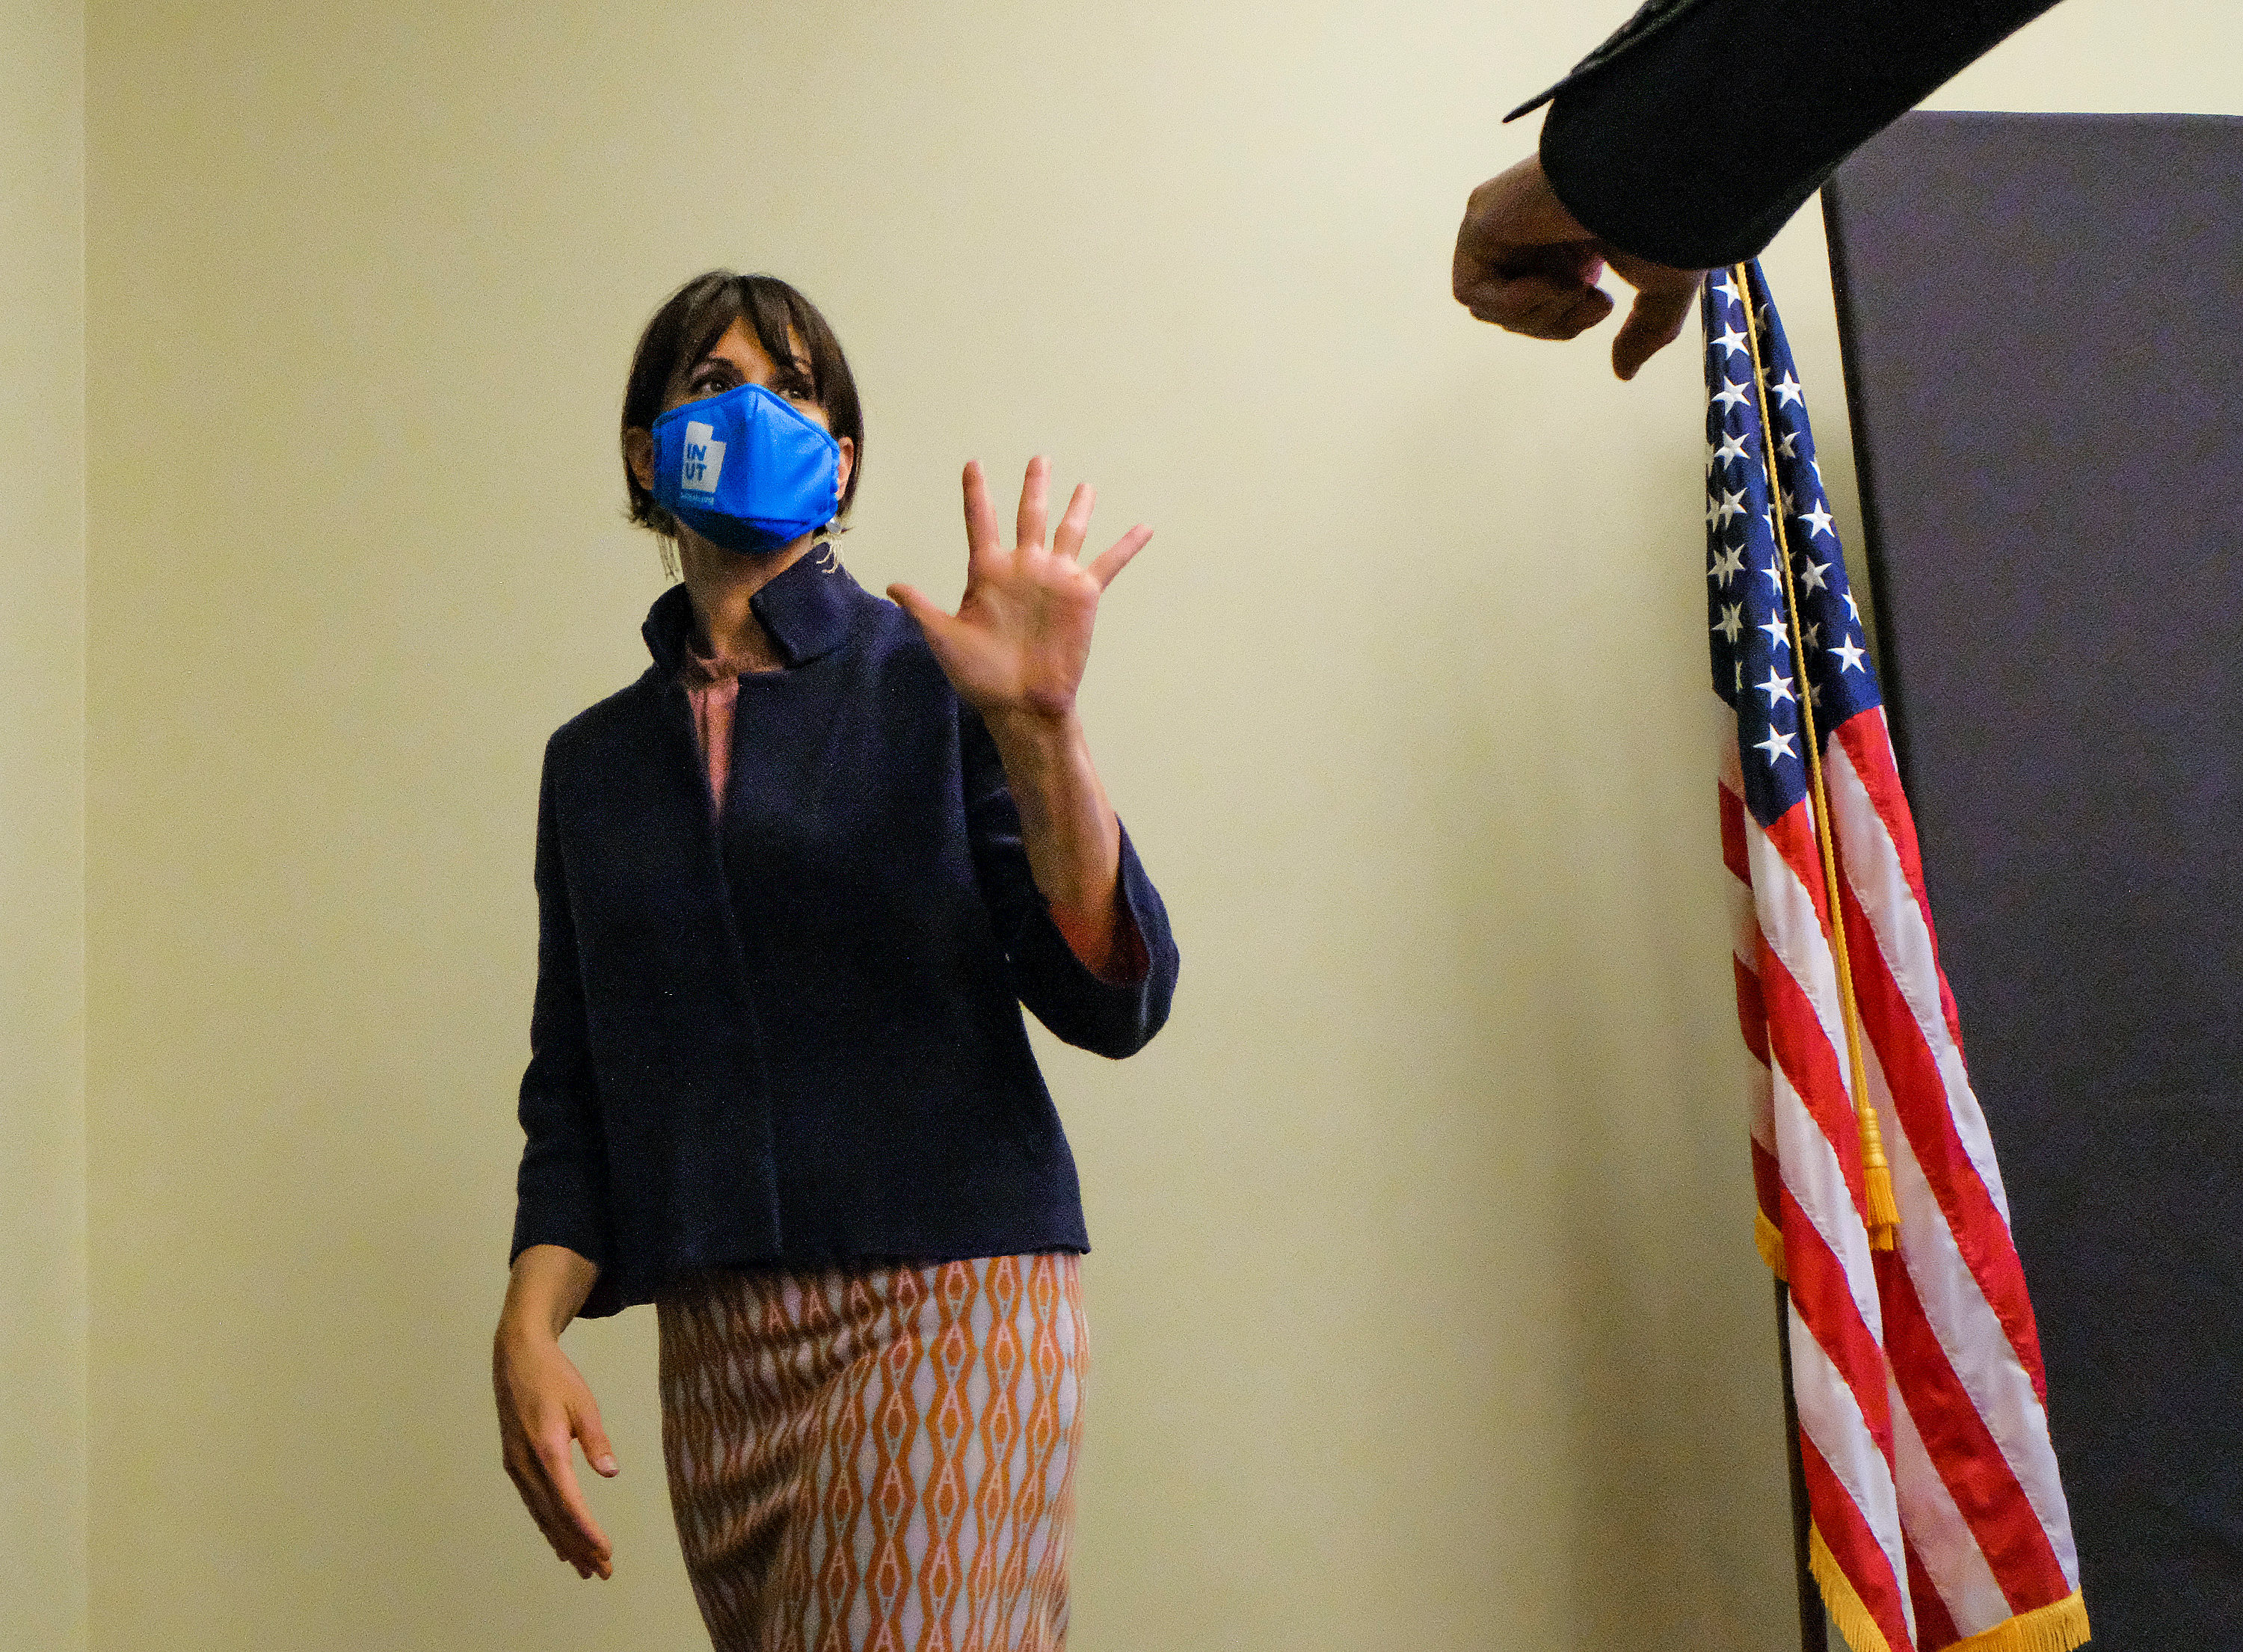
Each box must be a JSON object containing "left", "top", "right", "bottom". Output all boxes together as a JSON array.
[{"left": 814, "top": 537, "right": 842, "bottom": 573}]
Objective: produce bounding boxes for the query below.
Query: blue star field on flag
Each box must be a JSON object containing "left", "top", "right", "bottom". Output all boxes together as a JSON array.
[{"left": 1705, "top": 262, "right": 1880, "bottom": 831}]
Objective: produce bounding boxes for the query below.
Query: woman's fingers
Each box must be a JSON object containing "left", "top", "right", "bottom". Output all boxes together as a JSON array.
[
  {"left": 885, "top": 582, "right": 959, "bottom": 644},
  {"left": 505, "top": 1435, "right": 608, "bottom": 1577},
  {"left": 530, "top": 1428, "right": 612, "bottom": 1577},
  {"left": 1015, "top": 454, "right": 1050, "bottom": 552},
  {"left": 1087, "top": 524, "right": 1152, "bottom": 591},
  {"left": 959, "top": 455, "right": 1136, "bottom": 584},
  {"left": 961, "top": 460, "right": 1002, "bottom": 567},
  {"left": 577, "top": 1397, "right": 619, "bottom": 1479},
  {"left": 1052, "top": 481, "right": 1095, "bottom": 562}
]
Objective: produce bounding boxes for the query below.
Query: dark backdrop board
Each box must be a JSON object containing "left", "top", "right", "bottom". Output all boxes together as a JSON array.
[{"left": 1823, "top": 112, "right": 2243, "bottom": 1650}]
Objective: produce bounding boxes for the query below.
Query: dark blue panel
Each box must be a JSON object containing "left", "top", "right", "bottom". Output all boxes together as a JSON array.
[{"left": 1824, "top": 111, "right": 2243, "bottom": 1651}]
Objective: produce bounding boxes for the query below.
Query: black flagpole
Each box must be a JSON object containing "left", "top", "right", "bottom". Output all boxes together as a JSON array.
[{"left": 1776, "top": 1280, "right": 1828, "bottom": 1652}]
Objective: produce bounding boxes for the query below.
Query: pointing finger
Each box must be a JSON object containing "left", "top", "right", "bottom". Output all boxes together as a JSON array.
[{"left": 1611, "top": 281, "right": 1700, "bottom": 380}]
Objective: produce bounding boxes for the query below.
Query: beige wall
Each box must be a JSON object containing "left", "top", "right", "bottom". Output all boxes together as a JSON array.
[
  {"left": 1, "top": 0, "right": 87, "bottom": 1647},
  {"left": 57, "top": 2, "right": 2237, "bottom": 1650}
]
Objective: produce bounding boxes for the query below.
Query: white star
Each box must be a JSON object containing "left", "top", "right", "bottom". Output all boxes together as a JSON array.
[
  {"left": 1708, "top": 542, "right": 1746, "bottom": 587},
  {"left": 1712, "top": 324, "right": 1750, "bottom": 361},
  {"left": 1830, "top": 636, "right": 1868, "bottom": 674},
  {"left": 1802, "top": 620, "right": 1822, "bottom": 650},
  {"left": 1844, "top": 590, "right": 1862, "bottom": 623},
  {"left": 1759, "top": 614, "right": 1791, "bottom": 651},
  {"left": 1810, "top": 456, "right": 1824, "bottom": 482},
  {"left": 1734, "top": 660, "right": 1744, "bottom": 694},
  {"left": 1713, "top": 430, "right": 1750, "bottom": 469},
  {"left": 1711, "top": 273, "right": 1741, "bottom": 307},
  {"left": 1759, "top": 552, "right": 1786, "bottom": 592},
  {"left": 1776, "top": 430, "right": 1800, "bottom": 459},
  {"left": 1800, "top": 503, "right": 1837, "bottom": 540},
  {"left": 1754, "top": 727, "right": 1799, "bottom": 765},
  {"left": 1772, "top": 372, "right": 1805, "bottom": 408},
  {"left": 1796, "top": 556, "right": 1832, "bottom": 594},
  {"left": 1757, "top": 667, "right": 1796, "bottom": 706},
  {"left": 1714, "top": 380, "right": 1751, "bottom": 413},
  {"left": 1713, "top": 602, "right": 1745, "bottom": 643},
  {"left": 1711, "top": 488, "right": 1745, "bottom": 528}
]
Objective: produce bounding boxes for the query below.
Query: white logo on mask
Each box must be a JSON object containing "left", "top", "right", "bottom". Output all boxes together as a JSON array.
[{"left": 680, "top": 420, "right": 726, "bottom": 499}]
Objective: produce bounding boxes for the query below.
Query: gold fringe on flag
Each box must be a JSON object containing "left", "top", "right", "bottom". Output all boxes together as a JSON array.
[
  {"left": 1810, "top": 1529, "right": 2091, "bottom": 1652},
  {"left": 1946, "top": 1590, "right": 2092, "bottom": 1652},
  {"left": 1808, "top": 1524, "right": 1898, "bottom": 1652},
  {"left": 1734, "top": 265, "right": 1898, "bottom": 1251}
]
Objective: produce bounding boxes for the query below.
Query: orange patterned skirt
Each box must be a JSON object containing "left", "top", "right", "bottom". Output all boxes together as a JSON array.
[{"left": 655, "top": 1253, "right": 1086, "bottom": 1652}]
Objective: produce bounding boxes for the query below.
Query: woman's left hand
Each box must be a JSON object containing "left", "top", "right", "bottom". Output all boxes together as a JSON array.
[{"left": 888, "top": 457, "right": 1151, "bottom": 722}]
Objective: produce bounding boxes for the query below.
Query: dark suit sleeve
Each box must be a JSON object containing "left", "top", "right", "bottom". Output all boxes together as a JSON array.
[
  {"left": 509, "top": 745, "right": 614, "bottom": 1272},
  {"left": 1530, "top": 0, "right": 2065, "bottom": 268},
  {"left": 958, "top": 706, "right": 1179, "bottom": 1059}
]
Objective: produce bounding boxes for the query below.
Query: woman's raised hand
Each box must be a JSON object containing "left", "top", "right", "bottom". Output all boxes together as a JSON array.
[{"left": 887, "top": 457, "right": 1151, "bottom": 724}]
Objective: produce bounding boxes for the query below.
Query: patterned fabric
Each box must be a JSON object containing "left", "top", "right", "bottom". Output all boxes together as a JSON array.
[{"left": 656, "top": 1253, "right": 1086, "bottom": 1652}]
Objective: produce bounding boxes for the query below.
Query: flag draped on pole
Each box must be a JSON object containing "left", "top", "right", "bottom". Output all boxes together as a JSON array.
[{"left": 1703, "top": 262, "right": 2090, "bottom": 1652}]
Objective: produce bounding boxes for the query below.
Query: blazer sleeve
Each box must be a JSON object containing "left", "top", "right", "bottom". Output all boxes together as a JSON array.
[
  {"left": 1524, "top": 0, "right": 2065, "bottom": 269},
  {"left": 959, "top": 706, "right": 1179, "bottom": 1059},
  {"left": 508, "top": 744, "right": 615, "bottom": 1271}
]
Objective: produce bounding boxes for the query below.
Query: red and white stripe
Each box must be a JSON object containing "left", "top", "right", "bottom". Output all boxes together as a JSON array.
[{"left": 1720, "top": 708, "right": 2084, "bottom": 1652}]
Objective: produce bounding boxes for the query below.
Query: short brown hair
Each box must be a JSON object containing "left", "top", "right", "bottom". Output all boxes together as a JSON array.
[{"left": 621, "top": 271, "right": 864, "bottom": 539}]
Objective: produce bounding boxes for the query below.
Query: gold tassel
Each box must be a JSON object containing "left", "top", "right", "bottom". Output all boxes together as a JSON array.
[
  {"left": 1844, "top": 964, "right": 1899, "bottom": 1250},
  {"left": 1860, "top": 1107, "right": 1901, "bottom": 1249}
]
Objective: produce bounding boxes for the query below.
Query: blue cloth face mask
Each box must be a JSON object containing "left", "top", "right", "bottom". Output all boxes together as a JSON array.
[{"left": 649, "top": 382, "right": 842, "bottom": 555}]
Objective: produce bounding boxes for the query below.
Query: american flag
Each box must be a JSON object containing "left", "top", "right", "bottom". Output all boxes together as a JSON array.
[{"left": 1704, "top": 262, "right": 2089, "bottom": 1652}]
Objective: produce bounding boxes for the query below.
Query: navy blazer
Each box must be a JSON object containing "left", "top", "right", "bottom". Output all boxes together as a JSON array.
[
  {"left": 1509, "top": 0, "right": 2065, "bottom": 269},
  {"left": 510, "top": 553, "right": 1178, "bottom": 1319}
]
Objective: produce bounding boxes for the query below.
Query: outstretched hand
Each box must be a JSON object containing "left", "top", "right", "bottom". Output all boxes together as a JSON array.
[
  {"left": 1451, "top": 154, "right": 1708, "bottom": 380},
  {"left": 888, "top": 457, "right": 1151, "bottom": 724}
]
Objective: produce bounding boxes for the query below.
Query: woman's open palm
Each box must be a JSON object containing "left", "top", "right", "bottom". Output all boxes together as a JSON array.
[{"left": 889, "top": 457, "right": 1150, "bottom": 721}]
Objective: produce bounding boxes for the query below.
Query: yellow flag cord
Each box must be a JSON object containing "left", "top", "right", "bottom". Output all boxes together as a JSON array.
[{"left": 1733, "top": 264, "right": 1899, "bottom": 1250}]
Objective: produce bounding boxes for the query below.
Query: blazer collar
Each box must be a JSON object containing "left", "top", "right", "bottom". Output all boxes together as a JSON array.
[{"left": 642, "top": 546, "right": 866, "bottom": 675}]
